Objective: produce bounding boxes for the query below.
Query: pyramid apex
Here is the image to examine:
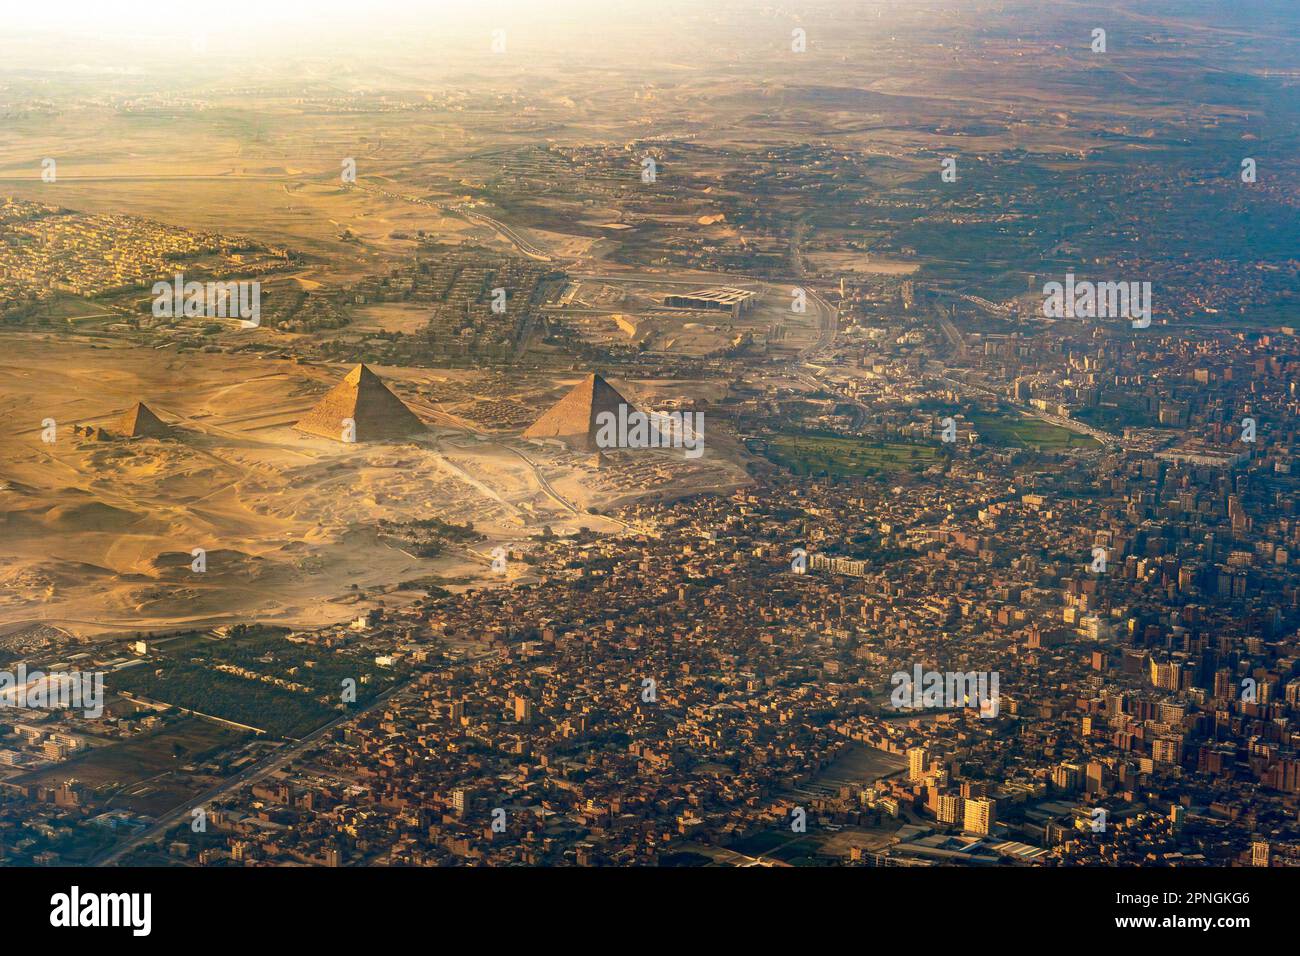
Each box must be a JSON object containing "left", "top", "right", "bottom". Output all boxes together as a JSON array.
[
  {"left": 295, "top": 363, "right": 424, "bottom": 442},
  {"left": 119, "top": 401, "right": 170, "bottom": 438},
  {"left": 522, "top": 371, "right": 636, "bottom": 451}
]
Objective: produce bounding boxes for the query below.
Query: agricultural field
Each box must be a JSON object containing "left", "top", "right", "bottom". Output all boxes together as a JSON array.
[
  {"left": 12, "top": 718, "right": 248, "bottom": 816},
  {"left": 106, "top": 626, "right": 406, "bottom": 739}
]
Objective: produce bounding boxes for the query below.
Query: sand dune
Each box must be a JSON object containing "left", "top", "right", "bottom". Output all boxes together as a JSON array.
[{"left": 41, "top": 501, "right": 142, "bottom": 533}]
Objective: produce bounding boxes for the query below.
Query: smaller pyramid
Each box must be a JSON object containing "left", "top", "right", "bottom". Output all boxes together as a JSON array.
[
  {"left": 295, "top": 364, "right": 425, "bottom": 443},
  {"left": 120, "top": 402, "right": 171, "bottom": 438},
  {"left": 523, "top": 373, "right": 640, "bottom": 452},
  {"left": 87, "top": 426, "right": 112, "bottom": 442}
]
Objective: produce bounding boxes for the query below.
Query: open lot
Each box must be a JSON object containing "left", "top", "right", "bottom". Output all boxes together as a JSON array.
[{"left": 12, "top": 717, "right": 248, "bottom": 817}]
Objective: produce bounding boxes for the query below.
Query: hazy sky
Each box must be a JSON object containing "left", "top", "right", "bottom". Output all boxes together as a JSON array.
[
  {"left": 1, "top": 0, "right": 725, "bottom": 65},
  {"left": 5, "top": 0, "right": 648, "bottom": 34}
]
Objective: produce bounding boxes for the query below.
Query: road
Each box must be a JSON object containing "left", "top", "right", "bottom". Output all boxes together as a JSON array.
[
  {"left": 345, "top": 181, "right": 555, "bottom": 262},
  {"left": 936, "top": 375, "right": 1120, "bottom": 446},
  {"left": 795, "top": 286, "right": 838, "bottom": 361},
  {"left": 933, "top": 305, "right": 968, "bottom": 359},
  {"left": 457, "top": 206, "right": 554, "bottom": 261},
  {"left": 91, "top": 679, "right": 413, "bottom": 866},
  {"left": 401, "top": 397, "right": 603, "bottom": 524}
]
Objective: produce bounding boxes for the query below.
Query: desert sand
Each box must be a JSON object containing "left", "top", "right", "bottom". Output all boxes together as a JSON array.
[{"left": 0, "top": 334, "right": 745, "bottom": 639}]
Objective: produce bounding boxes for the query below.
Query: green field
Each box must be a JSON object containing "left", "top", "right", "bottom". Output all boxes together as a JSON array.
[
  {"left": 107, "top": 626, "right": 406, "bottom": 739},
  {"left": 765, "top": 433, "right": 939, "bottom": 477},
  {"left": 726, "top": 829, "right": 824, "bottom": 866},
  {"left": 110, "top": 664, "right": 337, "bottom": 738},
  {"left": 970, "top": 412, "right": 1100, "bottom": 450}
]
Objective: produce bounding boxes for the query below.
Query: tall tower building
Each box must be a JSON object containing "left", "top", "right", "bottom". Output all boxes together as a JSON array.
[
  {"left": 963, "top": 798, "right": 996, "bottom": 836},
  {"left": 908, "top": 746, "right": 929, "bottom": 782},
  {"left": 937, "top": 793, "right": 964, "bottom": 825}
]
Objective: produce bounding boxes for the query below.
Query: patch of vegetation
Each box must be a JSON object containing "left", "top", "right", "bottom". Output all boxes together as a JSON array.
[
  {"left": 107, "top": 625, "right": 405, "bottom": 738},
  {"left": 110, "top": 665, "right": 334, "bottom": 737},
  {"left": 764, "top": 431, "right": 939, "bottom": 477},
  {"left": 377, "top": 516, "right": 484, "bottom": 557},
  {"left": 969, "top": 412, "right": 1100, "bottom": 449}
]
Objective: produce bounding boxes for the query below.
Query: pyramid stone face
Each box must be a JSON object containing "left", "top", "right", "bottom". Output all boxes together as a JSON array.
[
  {"left": 294, "top": 364, "right": 425, "bottom": 442},
  {"left": 120, "top": 402, "right": 171, "bottom": 438},
  {"left": 522, "top": 373, "right": 636, "bottom": 451}
]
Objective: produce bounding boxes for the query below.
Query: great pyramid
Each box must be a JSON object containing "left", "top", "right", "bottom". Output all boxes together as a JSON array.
[
  {"left": 119, "top": 402, "right": 171, "bottom": 438},
  {"left": 294, "top": 364, "right": 425, "bottom": 442},
  {"left": 522, "top": 373, "right": 639, "bottom": 452}
]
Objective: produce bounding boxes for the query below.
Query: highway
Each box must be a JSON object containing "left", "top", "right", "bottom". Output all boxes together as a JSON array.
[
  {"left": 456, "top": 206, "right": 554, "bottom": 261},
  {"left": 936, "top": 375, "right": 1121, "bottom": 446},
  {"left": 794, "top": 286, "right": 838, "bottom": 361},
  {"left": 933, "top": 306, "right": 968, "bottom": 358},
  {"left": 345, "top": 181, "right": 555, "bottom": 262}
]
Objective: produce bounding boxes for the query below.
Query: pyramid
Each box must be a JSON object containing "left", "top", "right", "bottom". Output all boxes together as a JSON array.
[
  {"left": 523, "top": 373, "right": 640, "bottom": 452},
  {"left": 119, "top": 402, "right": 171, "bottom": 438},
  {"left": 294, "top": 364, "right": 425, "bottom": 442}
]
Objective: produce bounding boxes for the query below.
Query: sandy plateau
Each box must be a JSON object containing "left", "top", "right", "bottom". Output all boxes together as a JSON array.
[{"left": 0, "top": 335, "right": 745, "bottom": 640}]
